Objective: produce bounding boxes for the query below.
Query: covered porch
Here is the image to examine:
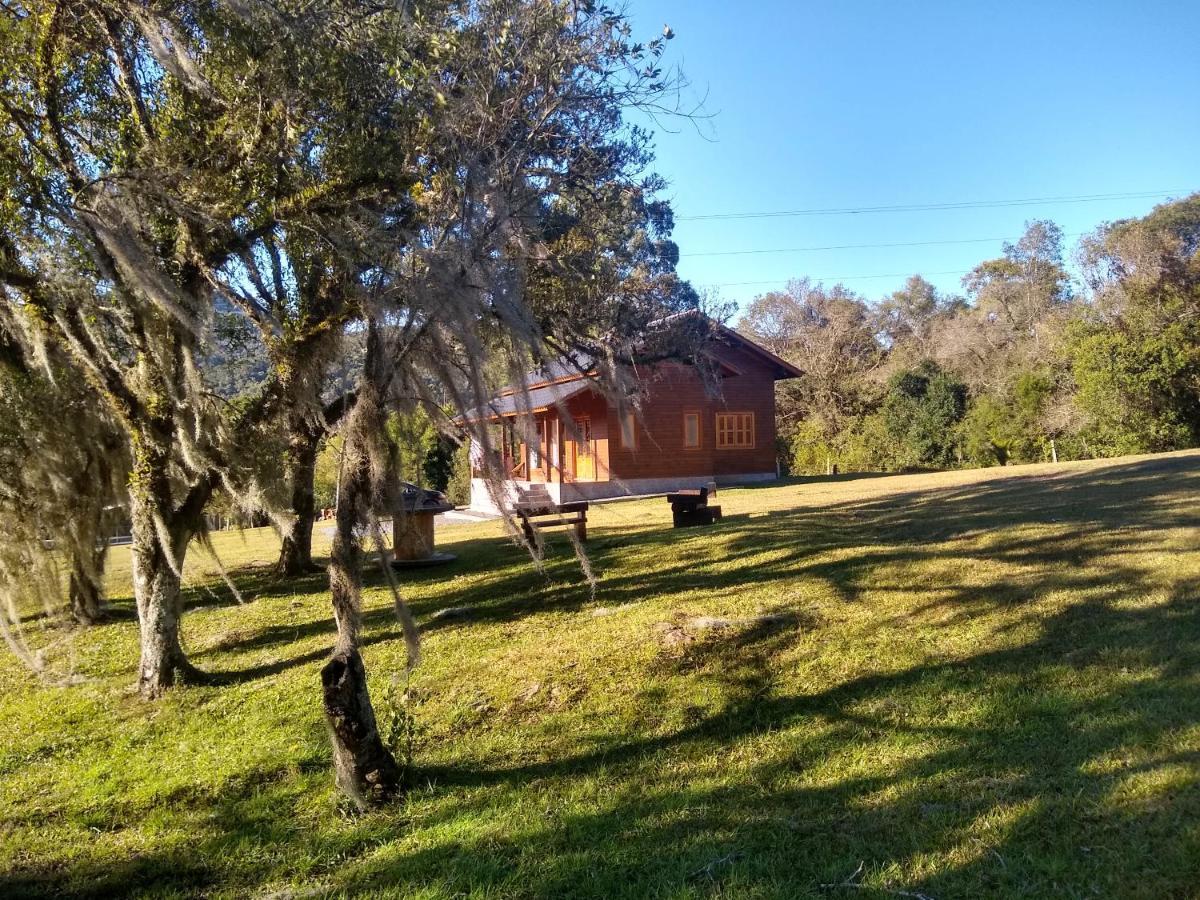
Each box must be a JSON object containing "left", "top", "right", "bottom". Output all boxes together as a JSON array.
[{"left": 470, "top": 405, "right": 609, "bottom": 487}]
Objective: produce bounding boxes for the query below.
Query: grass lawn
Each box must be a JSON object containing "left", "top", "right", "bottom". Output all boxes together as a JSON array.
[{"left": 3, "top": 450, "right": 1200, "bottom": 899}]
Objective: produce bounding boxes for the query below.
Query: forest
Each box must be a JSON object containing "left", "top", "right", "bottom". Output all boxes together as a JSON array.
[{"left": 738, "top": 195, "right": 1200, "bottom": 475}]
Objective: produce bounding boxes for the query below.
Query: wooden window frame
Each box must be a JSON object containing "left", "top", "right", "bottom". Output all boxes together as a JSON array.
[
  {"left": 715, "top": 411, "right": 755, "bottom": 450},
  {"left": 619, "top": 410, "right": 638, "bottom": 449},
  {"left": 682, "top": 411, "right": 702, "bottom": 449},
  {"left": 529, "top": 418, "right": 545, "bottom": 471}
]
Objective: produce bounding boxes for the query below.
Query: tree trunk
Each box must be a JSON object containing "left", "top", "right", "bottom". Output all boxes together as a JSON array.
[
  {"left": 322, "top": 647, "right": 403, "bottom": 806},
  {"left": 131, "top": 544, "right": 190, "bottom": 698},
  {"left": 321, "top": 376, "right": 403, "bottom": 807},
  {"left": 69, "top": 544, "right": 108, "bottom": 625},
  {"left": 276, "top": 425, "right": 320, "bottom": 576},
  {"left": 127, "top": 427, "right": 212, "bottom": 699}
]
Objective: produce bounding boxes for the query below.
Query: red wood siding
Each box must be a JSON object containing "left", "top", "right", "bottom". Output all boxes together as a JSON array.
[{"left": 606, "top": 342, "right": 779, "bottom": 480}]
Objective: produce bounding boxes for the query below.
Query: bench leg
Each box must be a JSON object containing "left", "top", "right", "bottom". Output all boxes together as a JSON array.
[
  {"left": 520, "top": 517, "right": 536, "bottom": 545},
  {"left": 574, "top": 519, "right": 587, "bottom": 542}
]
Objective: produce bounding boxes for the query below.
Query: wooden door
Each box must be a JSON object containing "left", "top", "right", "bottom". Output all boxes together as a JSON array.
[{"left": 573, "top": 417, "right": 595, "bottom": 481}]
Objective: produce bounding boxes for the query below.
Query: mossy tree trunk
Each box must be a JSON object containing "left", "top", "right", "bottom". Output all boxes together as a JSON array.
[
  {"left": 321, "top": 417, "right": 402, "bottom": 806},
  {"left": 276, "top": 391, "right": 358, "bottom": 577},
  {"left": 276, "top": 421, "right": 321, "bottom": 576},
  {"left": 320, "top": 337, "right": 404, "bottom": 807},
  {"left": 68, "top": 544, "right": 108, "bottom": 625},
  {"left": 128, "top": 422, "right": 213, "bottom": 699}
]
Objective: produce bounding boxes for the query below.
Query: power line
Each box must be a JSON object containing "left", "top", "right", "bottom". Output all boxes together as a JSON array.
[
  {"left": 680, "top": 232, "right": 1083, "bottom": 259},
  {"left": 706, "top": 268, "right": 971, "bottom": 289},
  {"left": 677, "top": 189, "right": 1187, "bottom": 223}
]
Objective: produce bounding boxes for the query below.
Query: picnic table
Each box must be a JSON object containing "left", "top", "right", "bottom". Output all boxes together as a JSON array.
[{"left": 513, "top": 499, "right": 589, "bottom": 544}]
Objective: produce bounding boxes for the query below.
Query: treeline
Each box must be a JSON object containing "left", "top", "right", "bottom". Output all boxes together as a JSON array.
[{"left": 738, "top": 195, "right": 1200, "bottom": 474}]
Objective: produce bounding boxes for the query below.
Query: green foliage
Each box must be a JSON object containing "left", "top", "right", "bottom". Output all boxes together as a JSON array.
[
  {"left": 422, "top": 437, "right": 458, "bottom": 494},
  {"left": 313, "top": 436, "right": 342, "bottom": 510},
  {"left": 376, "top": 674, "right": 422, "bottom": 781},
  {"left": 880, "top": 363, "right": 968, "bottom": 469},
  {"left": 387, "top": 409, "right": 439, "bottom": 487},
  {"left": 962, "top": 395, "right": 1012, "bottom": 466},
  {"left": 837, "top": 413, "right": 895, "bottom": 472},
  {"left": 790, "top": 410, "right": 921, "bottom": 476},
  {"left": 962, "top": 370, "right": 1055, "bottom": 467},
  {"left": 1068, "top": 320, "right": 1200, "bottom": 456},
  {"left": 788, "top": 420, "right": 836, "bottom": 476},
  {"left": 445, "top": 441, "right": 473, "bottom": 507}
]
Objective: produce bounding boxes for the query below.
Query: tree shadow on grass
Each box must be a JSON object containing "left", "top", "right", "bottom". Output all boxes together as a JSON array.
[
  {"left": 0, "top": 759, "right": 390, "bottom": 899},
  {"left": 10, "top": 587, "right": 1200, "bottom": 897},
  {"left": 35, "top": 563, "right": 1193, "bottom": 899},
  {"left": 349, "top": 455, "right": 1200, "bottom": 896},
  {"left": 203, "top": 454, "right": 1200, "bottom": 688},
  {"left": 346, "top": 573, "right": 1200, "bottom": 898},
  {"left": 18, "top": 455, "right": 1196, "bottom": 896}
]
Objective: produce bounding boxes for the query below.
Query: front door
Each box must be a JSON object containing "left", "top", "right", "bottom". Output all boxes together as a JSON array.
[{"left": 573, "top": 417, "right": 595, "bottom": 481}]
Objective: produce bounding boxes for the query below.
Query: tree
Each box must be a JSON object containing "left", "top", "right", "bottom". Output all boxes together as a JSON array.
[
  {"left": 3, "top": 0, "right": 695, "bottom": 805},
  {"left": 0, "top": 1, "right": 444, "bottom": 695},
  {"left": 936, "top": 220, "right": 1072, "bottom": 394},
  {"left": 876, "top": 274, "right": 964, "bottom": 362},
  {"left": 305, "top": 0, "right": 698, "bottom": 803},
  {"left": 739, "top": 279, "right": 882, "bottom": 472},
  {"left": 880, "top": 363, "right": 968, "bottom": 469},
  {"left": 0, "top": 302, "right": 127, "bottom": 664},
  {"left": 1070, "top": 194, "right": 1200, "bottom": 454}
]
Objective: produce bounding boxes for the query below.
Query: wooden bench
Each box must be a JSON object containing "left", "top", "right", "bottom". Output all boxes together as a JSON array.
[
  {"left": 666, "top": 486, "right": 722, "bottom": 528},
  {"left": 513, "top": 500, "right": 589, "bottom": 544}
]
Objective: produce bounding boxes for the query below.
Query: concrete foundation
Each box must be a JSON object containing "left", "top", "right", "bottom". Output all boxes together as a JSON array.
[{"left": 468, "top": 472, "right": 777, "bottom": 514}]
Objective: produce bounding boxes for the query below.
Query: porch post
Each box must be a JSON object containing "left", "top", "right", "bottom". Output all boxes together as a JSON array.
[{"left": 554, "top": 416, "right": 562, "bottom": 484}]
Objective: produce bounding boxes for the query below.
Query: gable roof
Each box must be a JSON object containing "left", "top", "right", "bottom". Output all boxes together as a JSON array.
[
  {"left": 640, "top": 309, "right": 803, "bottom": 380},
  {"left": 461, "top": 312, "right": 801, "bottom": 422},
  {"left": 710, "top": 321, "right": 805, "bottom": 380},
  {"left": 462, "top": 378, "right": 595, "bottom": 422}
]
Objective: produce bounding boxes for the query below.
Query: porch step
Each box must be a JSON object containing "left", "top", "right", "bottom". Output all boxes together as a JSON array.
[{"left": 517, "top": 484, "right": 552, "bottom": 504}]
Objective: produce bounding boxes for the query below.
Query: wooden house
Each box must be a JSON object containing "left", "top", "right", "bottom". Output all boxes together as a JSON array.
[{"left": 465, "top": 317, "right": 802, "bottom": 512}]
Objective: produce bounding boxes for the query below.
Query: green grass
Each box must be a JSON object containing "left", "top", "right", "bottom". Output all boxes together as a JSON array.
[{"left": 3, "top": 451, "right": 1200, "bottom": 899}]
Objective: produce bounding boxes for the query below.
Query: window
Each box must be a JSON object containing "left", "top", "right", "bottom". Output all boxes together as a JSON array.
[
  {"left": 620, "top": 411, "right": 637, "bottom": 448},
  {"left": 715, "top": 412, "right": 755, "bottom": 449},
  {"left": 683, "top": 412, "right": 700, "bottom": 448},
  {"left": 529, "top": 420, "right": 544, "bottom": 469}
]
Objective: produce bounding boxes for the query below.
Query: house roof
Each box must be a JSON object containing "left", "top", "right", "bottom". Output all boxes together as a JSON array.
[
  {"left": 461, "top": 313, "right": 801, "bottom": 423},
  {"left": 461, "top": 377, "right": 595, "bottom": 422},
  {"left": 711, "top": 322, "right": 804, "bottom": 380},
  {"left": 643, "top": 309, "right": 804, "bottom": 380},
  {"left": 494, "top": 357, "right": 596, "bottom": 397}
]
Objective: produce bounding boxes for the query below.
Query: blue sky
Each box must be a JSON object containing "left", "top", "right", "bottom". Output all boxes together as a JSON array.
[{"left": 624, "top": 0, "right": 1200, "bottom": 312}]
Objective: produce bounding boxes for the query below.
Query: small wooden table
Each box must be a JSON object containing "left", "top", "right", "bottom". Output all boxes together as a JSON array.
[
  {"left": 666, "top": 487, "right": 722, "bottom": 528},
  {"left": 392, "top": 484, "right": 456, "bottom": 567},
  {"left": 513, "top": 500, "right": 589, "bottom": 544}
]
